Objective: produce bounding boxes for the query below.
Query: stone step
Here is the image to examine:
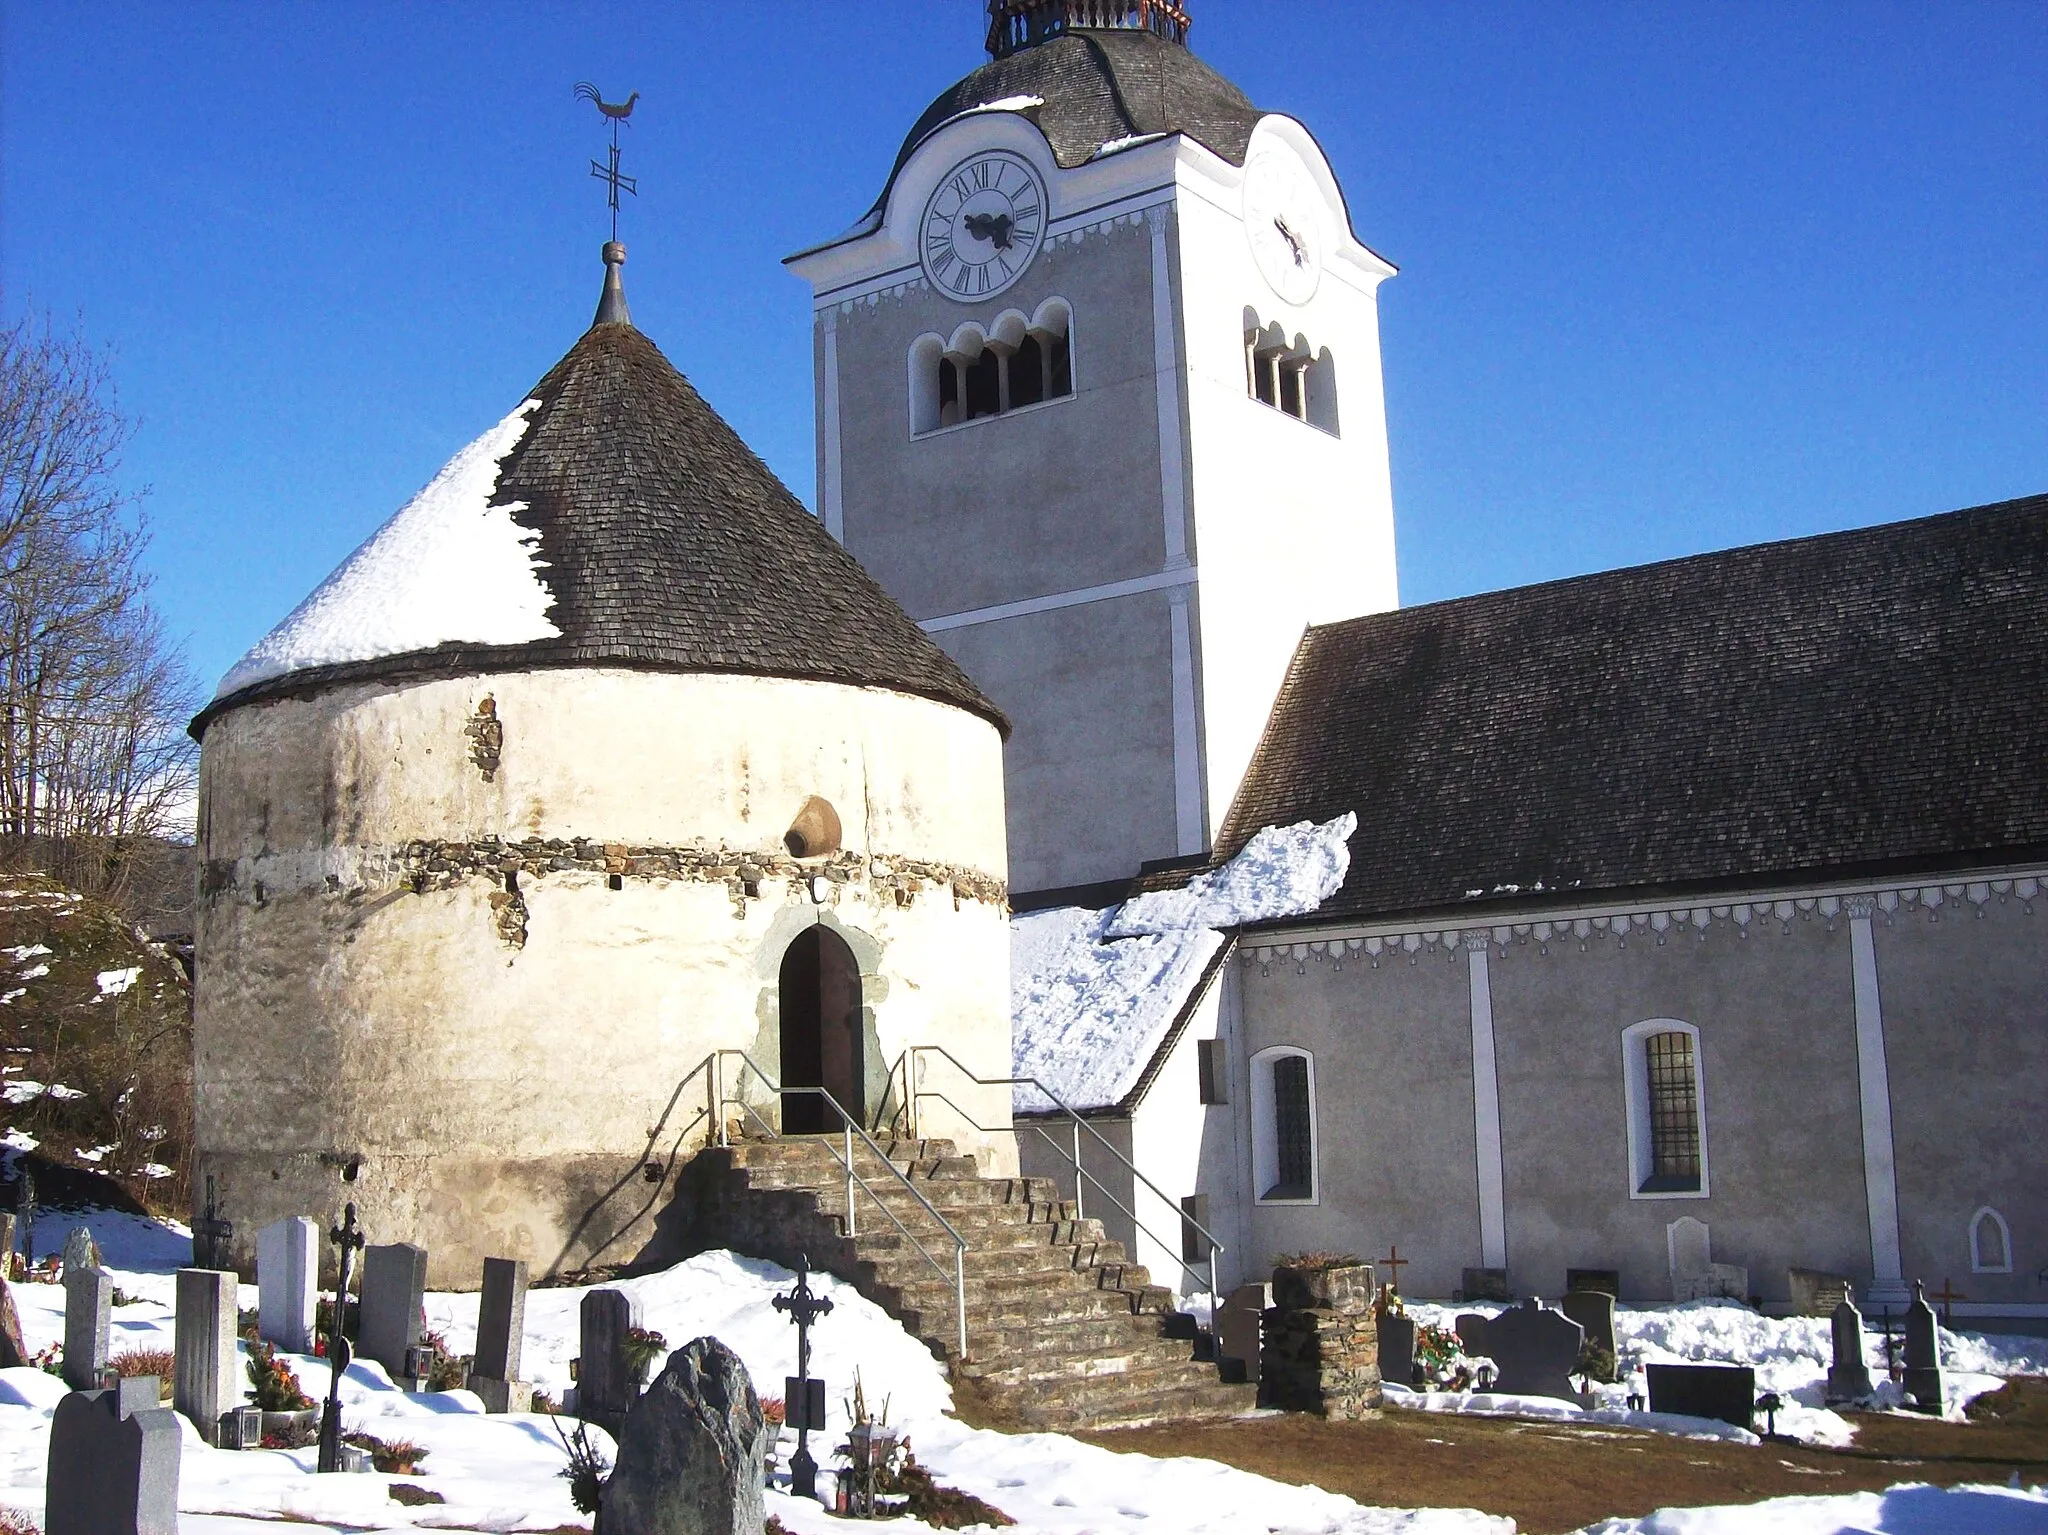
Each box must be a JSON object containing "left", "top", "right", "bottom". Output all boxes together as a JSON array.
[
  {"left": 958, "top": 1335, "right": 1202, "bottom": 1388},
  {"left": 962, "top": 1312, "right": 1181, "bottom": 1361},
  {"left": 885, "top": 1279, "right": 1143, "bottom": 1328},
  {"left": 1010, "top": 1374, "right": 1257, "bottom": 1432}
]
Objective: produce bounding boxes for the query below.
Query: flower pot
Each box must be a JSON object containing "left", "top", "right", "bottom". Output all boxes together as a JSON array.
[{"left": 1272, "top": 1262, "right": 1374, "bottom": 1314}]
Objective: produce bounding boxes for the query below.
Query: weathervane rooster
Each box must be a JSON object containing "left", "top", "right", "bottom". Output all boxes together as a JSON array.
[{"left": 576, "top": 83, "right": 640, "bottom": 242}]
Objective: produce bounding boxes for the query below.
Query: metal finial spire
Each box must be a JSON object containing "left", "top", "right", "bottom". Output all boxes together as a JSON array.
[{"left": 576, "top": 82, "right": 639, "bottom": 243}]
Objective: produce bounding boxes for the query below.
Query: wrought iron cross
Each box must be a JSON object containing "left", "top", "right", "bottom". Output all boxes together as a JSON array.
[
  {"left": 14, "top": 1167, "right": 34, "bottom": 1269},
  {"left": 194, "top": 1174, "right": 233, "bottom": 1270},
  {"left": 317, "top": 1202, "right": 367, "bottom": 1474},
  {"left": 576, "top": 82, "right": 639, "bottom": 242},
  {"left": 773, "top": 1254, "right": 834, "bottom": 1500}
]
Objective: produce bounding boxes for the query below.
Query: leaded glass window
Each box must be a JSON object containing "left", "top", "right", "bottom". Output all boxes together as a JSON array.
[
  {"left": 1267, "top": 1054, "right": 1314, "bottom": 1200},
  {"left": 1640, "top": 1030, "right": 1701, "bottom": 1193}
]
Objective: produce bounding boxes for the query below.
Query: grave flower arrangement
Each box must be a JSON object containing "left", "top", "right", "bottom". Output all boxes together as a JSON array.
[
  {"left": 1413, "top": 1320, "right": 1491, "bottom": 1390},
  {"left": 245, "top": 1341, "right": 315, "bottom": 1412},
  {"left": 620, "top": 1325, "right": 668, "bottom": 1385}
]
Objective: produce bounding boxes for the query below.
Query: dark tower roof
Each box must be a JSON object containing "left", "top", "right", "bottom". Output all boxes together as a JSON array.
[{"left": 196, "top": 253, "right": 1006, "bottom": 738}]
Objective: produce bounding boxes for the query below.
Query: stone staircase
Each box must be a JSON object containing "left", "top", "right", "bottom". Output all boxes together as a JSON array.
[{"left": 680, "top": 1135, "right": 1254, "bottom": 1430}]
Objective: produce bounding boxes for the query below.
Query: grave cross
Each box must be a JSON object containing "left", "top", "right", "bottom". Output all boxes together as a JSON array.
[
  {"left": 772, "top": 1254, "right": 834, "bottom": 1502},
  {"left": 1377, "top": 1244, "right": 1410, "bottom": 1296},
  {"left": 14, "top": 1166, "right": 34, "bottom": 1269},
  {"left": 1929, "top": 1277, "right": 1967, "bottom": 1325},
  {"left": 316, "top": 1202, "right": 367, "bottom": 1474},
  {"left": 193, "top": 1175, "right": 233, "bottom": 1271}
]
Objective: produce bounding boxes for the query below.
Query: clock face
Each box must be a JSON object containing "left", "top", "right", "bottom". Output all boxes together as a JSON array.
[
  {"left": 1243, "top": 151, "right": 1324, "bottom": 305},
  {"left": 921, "top": 151, "right": 1047, "bottom": 302}
]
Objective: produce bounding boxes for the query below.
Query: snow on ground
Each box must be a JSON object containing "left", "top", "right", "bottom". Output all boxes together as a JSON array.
[
  {"left": 1569, "top": 1481, "right": 2048, "bottom": 1534},
  {"left": 1400, "top": 1299, "right": 2048, "bottom": 1445},
  {"left": 1, "top": 1232, "right": 1508, "bottom": 1535},
  {"left": 1010, "top": 814, "right": 1354, "bottom": 1111},
  {"left": 214, "top": 398, "right": 557, "bottom": 699}
]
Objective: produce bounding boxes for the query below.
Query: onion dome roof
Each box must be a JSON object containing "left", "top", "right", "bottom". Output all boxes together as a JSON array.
[{"left": 196, "top": 248, "right": 1006, "bottom": 738}]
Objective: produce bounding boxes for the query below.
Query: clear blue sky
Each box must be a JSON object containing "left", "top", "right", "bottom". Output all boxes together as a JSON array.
[{"left": 4, "top": 2, "right": 2043, "bottom": 697}]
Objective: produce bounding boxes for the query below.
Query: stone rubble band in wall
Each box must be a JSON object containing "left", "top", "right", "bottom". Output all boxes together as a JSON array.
[
  {"left": 201, "top": 837, "right": 1007, "bottom": 946},
  {"left": 1242, "top": 873, "right": 2047, "bottom": 975}
]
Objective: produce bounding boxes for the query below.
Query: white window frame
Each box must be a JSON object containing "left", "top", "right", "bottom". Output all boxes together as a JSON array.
[
  {"left": 1250, "top": 1045, "right": 1319, "bottom": 1206},
  {"left": 1622, "top": 1018, "right": 1711, "bottom": 1200},
  {"left": 1970, "top": 1206, "right": 2013, "bottom": 1274}
]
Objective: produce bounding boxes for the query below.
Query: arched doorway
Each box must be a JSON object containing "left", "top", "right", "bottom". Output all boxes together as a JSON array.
[{"left": 778, "top": 926, "right": 864, "bottom": 1134}]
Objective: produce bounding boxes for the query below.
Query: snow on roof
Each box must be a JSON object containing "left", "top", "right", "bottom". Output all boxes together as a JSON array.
[
  {"left": 1011, "top": 814, "right": 1355, "bottom": 1113},
  {"left": 214, "top": 400, "right": 558, "bottom": 700}
]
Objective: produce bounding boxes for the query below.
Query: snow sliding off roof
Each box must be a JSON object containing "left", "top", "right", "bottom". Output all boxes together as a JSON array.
[{"left": 198, "top": 313, "right": 1004, "bottom": 736}]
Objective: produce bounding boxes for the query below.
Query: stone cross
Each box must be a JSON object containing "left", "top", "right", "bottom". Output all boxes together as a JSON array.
[
  {"left": 61, "top": 1260, "right": 111, "bottom": 1391},
  {"left": 578, "top": 1286, "right": 645, "bottom": 1438},
  {"left": 358, "top": 1241, "right": 428, "bottom": 1384},
  {"left": 466, "top": 1256, "right": 532, "bottom": 1413},
  {"left": 317, "top": 1202, "right": 365, "bottom": 1475},
  {"left": 1825, "top": 1289, "right": 1875, "bottom": 1403},
  {"left": 174, "top": 1267, "right": 239, "bottom": 1445},
  {"left": 46, "top": 1380, "right": 180, "bottom": 1535},
  {"left": 1471, "top": 1298, "right": 1583, "bottom": 1399},
  {"left": 257, "top": 1217, "right": 319, "bottom": 1354},
  {"left": 1903, "top": 1279, "right": 1944, "bottom": 1412},
  {"left": 192, "top": 1175, "right": 233, "bottom": 1272},
  {"left": 771, "top": 1256, "right": 834, "bottom": 1500}
]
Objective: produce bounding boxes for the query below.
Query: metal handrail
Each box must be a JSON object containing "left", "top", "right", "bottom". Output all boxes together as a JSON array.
[
  {"left": 712, "top": 1049, "right": 970, "bottom": 1361},
  {"left": 908, "top": 1044, "right": 1223, "bottom": 1305}
]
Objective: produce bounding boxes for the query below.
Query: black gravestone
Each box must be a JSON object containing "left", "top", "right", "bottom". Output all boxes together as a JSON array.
[
  {"left": 1646, "top": 1362, "right": 1755, "bottom": 1428},
  {"left": 1565, "top": 1269, "right": 1620, "bottom": 1297},
  {"left": 46, "top": 1382, "right": 181, "bottom": 1535},
  {"left": 1560, "top": 1289, "right": 1618, "bottom": 1377},
  {"left": 1460, "top": 1267, "right": 1512, "bottom": 1303},
  {"left": 1377, "top": 1312, "right": 1417, "bottom": 1389},
  {"left": 1214, "top": 1283, "right": 1268, "bottom": 1385},
  {"left": 1480, "top": 1298, "right": 1583, "bottom": 1399}
]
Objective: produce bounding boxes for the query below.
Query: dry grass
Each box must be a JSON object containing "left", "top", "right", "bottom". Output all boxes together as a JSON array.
[
  {"left": 0, "top": 1509, "right": 39, "bottom": 1535},
  {"left": 110, "top": 1348, "right": 175, "bottom": 1399}
]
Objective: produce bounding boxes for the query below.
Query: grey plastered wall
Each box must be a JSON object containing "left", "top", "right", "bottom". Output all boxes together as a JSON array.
[
  {"left": 1487, "top": 921, "right": 1870, "bottom": 1303},
  {"left": 1017, "top": 1114, "right": 1137, "bottom": 1258},
  {"left": 1878, "top": 894, "right": 2048, "bottom": 1307},
  {"left": 1235, "top": 944, "right": 1480, "bottom": 1296},
  {"left": 935, "top": 591, "right": 1178, "bottom": 892}
]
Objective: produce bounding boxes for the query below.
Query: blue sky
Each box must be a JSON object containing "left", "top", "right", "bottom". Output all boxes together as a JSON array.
[{"left": 4, "top": 2, "right": 2043, "bottom": 696}]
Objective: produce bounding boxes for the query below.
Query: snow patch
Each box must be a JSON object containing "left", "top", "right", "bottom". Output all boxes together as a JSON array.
[
  {"left": 95, "top": 965, "right": 141, "bottom": 998},
  {"left": 0, "top": 1130, "right": 36, "bottom": 1151},
  {"left": 215, "top": 400, "right": 557, "bottom": 698},
  {"left": 1109, "top": 813, "right": 1355, "bottom": 936},
  {"left": 1570, "top": 1481, "right": 2048, "bottom": 1534}
]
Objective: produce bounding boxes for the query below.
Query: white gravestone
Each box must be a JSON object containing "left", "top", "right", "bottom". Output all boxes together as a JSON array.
[
  {"left": 258, "top": 1217, "right": 319, "bottom": 1354},
  {"left": 1667, "top": 1216, "right": 1747, "bottom": 1301}
]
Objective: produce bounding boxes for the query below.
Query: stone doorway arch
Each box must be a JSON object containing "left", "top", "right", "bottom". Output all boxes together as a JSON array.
[{"left": 778, "top": 925, "right": 864, "bottom": 1133}]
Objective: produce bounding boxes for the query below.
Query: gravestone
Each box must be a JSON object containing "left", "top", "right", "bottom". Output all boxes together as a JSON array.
[
  {"left": 1667, "top": 1217, "right": 1747, "bottom": 1301},
  {"left": 1565, "top": 1268, "right": 1620, "bottom": 1297},
  {"left": 1453, "top": 1312, "right": 1491, "bottom": 1358},
  {"left": 1646, "top": 1362, "right": 1754, "bottom": 1428},
  {"left": 358, "top": 1242, "right": 428, "bottom": 1382},
  {"left": 45, "top": 1382, "right": 181, "bottom": 1535},
  {"left": 603, "top": 1336, "right": 767, "bottom": 1535},
  {"left": 1560, "top": 1289, "right": 1618, "bottom": 1379},
  {"left": 1459, "top": 1267, "right": 1512, "bottom": 1303},
  {"left": 1476, "top": 1298, "right": 1583, "bottom": 1399},
  {"left": 0, "top": 1211, "right": 13, "bottom": 1266},
  {"left": 61, "top": 1227, "right": 101, "bottom": 1277},
  {"left": 578, "top": 1287, "right": 643, "bottom": 1436},
  {"left": 1825, "top": 1292, "right": 1875, "bottom": 1403},
  {"left": 1377, "top": 1311, "right": 1417, "bottom": 1389},
  {"left": 61, "top": 1261, "right": 111, "bottom": 1390},
  {"left": 1902, "top": 1280, "right": 1944, "bottom": 1412},
  {"left": 257, "top": 1217, "right": 319, "bottom": 1354},
  {"left": 1788, "top": 1267, "right": 1851, "bottom": 1318},
  {"left": 466, "top": 1256, "right": 532, "bottom": 1413},
  {"left": 1214, "top": 1282, "right": 1268, "bottom": 1385},
  {"left": 175, "top": 1268, "right": 239, "bottom": 1445},
  {"left": 0, "top": 1271, "right": 25, "bottom": 1369}
]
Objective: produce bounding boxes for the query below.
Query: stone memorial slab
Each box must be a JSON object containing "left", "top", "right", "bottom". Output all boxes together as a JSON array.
[
  {"left": 359, "top": 1242, "right": 428, "bottom": 1382},
  {"left": 1377, "top": 1311, "right": 1417, "bottom": 1389},
  {"left": 1788, "top": 1267, "right": 1852, "bottom": 1318},
  {"left": 45, "top": 1384, "right": 181, "bottom": 1535},
  {"left": 1215, "top": 1282, "right": 1268, "bottom": 1384},
  {"left": 257, "top": 1217, "right": 319, "bottom": 1354},
  {"left": 1454, "top": 1312, "right": 1491, "bottom": 1357},
  {"left": 1668, "top": 1217, "right": 1747, "bottom": 1301},
  {"left": 1460, "top": 1267, "right": 1512, "bottom": 1303},
  {"left": 1560, "top": 1289, "right": 1617, "bottom": 1377},
  {"left": 604, "top": 1336, "right": 767, "bottom": 1535},
  {"left": 467, "top": 1256, "right": 532, "bottom": 1413},
  {"left": 61, "top": 1262, "right": 111, "bottom": 1390},
  {"left": 578, "top": 1287, "right": 643, "bottom": 1434},
  {"left": 1566, "top": 1268, "right": 1621, "bottom": 1297},
  {"left": 1646, "top": 1362, "right": 1755, "bottom": 1428},
  {"left": 175, "top": 1268, "right": 239, "bottom": 1445},
  {"left": 1478, "top": 1298, "right": 1583, "bottom": 1399},
  {"left": 1903, "top": 1281, "right": 1944, "bottom": 1412},
  {"left": 1825, "top": 1293, "right": 1875, "bottom": 1403}
]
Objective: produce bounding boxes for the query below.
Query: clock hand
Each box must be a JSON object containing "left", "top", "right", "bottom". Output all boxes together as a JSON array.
[{"left": 1273, "top": 215, "right": 1306, "bottom": 266}]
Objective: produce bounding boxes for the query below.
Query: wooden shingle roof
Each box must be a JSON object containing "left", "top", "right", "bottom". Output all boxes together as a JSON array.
[
  {"left": 198, "top": 318, "right": 1006, "bottom": 736},
  {"left": 1218, "top": 494, "right": 2048, "bottom": 925}
]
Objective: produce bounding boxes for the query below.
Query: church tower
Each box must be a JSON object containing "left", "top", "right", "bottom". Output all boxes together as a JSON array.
[{"left": 787, "top": 2, "right": 1398, "bottom": 895}]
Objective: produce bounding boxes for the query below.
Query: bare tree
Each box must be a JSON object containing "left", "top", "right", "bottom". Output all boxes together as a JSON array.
[{"left": 0, "top": 312, "right": 197, "bottom": 903}]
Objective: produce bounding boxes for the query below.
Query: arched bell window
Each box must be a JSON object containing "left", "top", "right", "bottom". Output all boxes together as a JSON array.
[{"left": 908, "top": 297, "right": 1075, "bottom": 435}]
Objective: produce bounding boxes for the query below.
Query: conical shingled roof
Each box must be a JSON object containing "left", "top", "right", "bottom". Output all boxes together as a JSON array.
[{"left": 197, "top": 311, "right": 1006, "bottom": 736}]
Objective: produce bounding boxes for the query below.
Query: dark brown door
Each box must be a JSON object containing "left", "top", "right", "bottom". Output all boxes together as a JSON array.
[{"left": 778, "top": 926, "right": 864, "bottom": 1133}]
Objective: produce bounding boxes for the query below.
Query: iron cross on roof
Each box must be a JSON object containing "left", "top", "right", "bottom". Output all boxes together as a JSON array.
[{"left": 576, "top": 82, "right": 640, "bottom": 242}]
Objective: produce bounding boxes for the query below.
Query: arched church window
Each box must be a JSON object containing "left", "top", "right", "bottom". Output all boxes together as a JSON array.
[
  {"left": 1251, "top": 1046, "right": 1317, "bottom": 1203},
  {"left": 1971, "top": 1206, "right": 2013, "bottom": 1273},
  {"left": 908, "top": 298, "right": 1075, "bottom": 437},
  {"left": 1622, "top": 1020, "right": 1709, "bottom": 1198},
  {"left": 1244, "top": 311, "right": 1339, "bottom": 435}
]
